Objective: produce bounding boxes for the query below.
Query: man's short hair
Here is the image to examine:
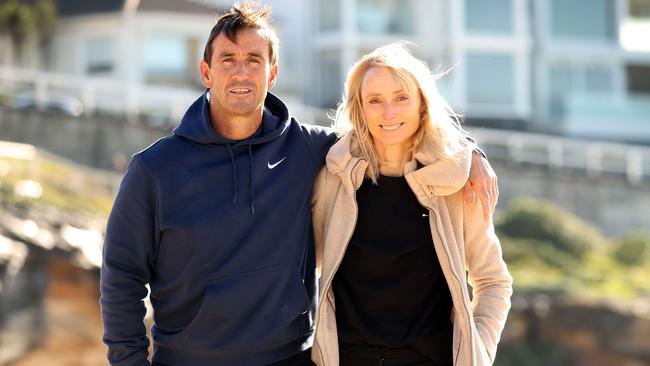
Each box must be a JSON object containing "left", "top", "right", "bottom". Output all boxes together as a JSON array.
[{"left": 203, "top": 2, "right": 279, "bottom": 66}]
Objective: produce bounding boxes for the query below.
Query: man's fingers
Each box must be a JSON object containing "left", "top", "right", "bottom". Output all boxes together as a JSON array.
[
  {"left": 464, "top": 182, "right": 475, "bottom": 204},
  {"left": 482, "top": 194, "right": 491, "bottom": 221},
  {"left": 490, "top": 178, "right": 499, "bottom": 216},
  {"left": 476, "top": 184, "right": 490, "bottom": 221}
]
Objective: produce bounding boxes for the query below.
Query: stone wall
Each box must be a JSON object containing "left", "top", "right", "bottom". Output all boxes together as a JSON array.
[
  {"left": 493, "top": 161, "right": 650, "bottom": 237},
  {"left": 0, "top": 108, "right": 169, "bottom": 171},
  {"left": 1, "top": 108, "right": 648, "bottom": 236},
  {"left": 497, "top": 294, "right": 650, "bottom": 366}
]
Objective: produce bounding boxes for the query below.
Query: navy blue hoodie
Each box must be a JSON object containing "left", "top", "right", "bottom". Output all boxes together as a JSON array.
[{"left": 100, "top": 92, "right": 336, "bottom": 366}]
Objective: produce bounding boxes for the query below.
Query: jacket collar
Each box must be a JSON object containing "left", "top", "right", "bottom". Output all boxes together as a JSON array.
[{"left": 326, "top": 132, "right": 472, "bottom": 197}]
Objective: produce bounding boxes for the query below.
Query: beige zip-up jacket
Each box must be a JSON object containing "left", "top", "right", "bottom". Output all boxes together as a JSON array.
[{"left": 311, "top": 134, "right": 513, "bottom": 366}]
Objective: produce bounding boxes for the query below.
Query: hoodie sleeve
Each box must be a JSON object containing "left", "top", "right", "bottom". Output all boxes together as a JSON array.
[
  {"left": 300, "top": 124, "right": 338, "bottom": 165},
  {"left": 311, "top": 167, "right": 329, "bottom": 281},
  {"left": 100, "top": 155, "right": 157, "bottom": 366}
]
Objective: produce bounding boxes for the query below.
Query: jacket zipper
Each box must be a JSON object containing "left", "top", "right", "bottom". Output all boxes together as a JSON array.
[
  {"left": 424, "top": 199, "right": 474, "bottom": 365},
  {"left": 317, "top": 168, "right": 360, "bottom": 365}
]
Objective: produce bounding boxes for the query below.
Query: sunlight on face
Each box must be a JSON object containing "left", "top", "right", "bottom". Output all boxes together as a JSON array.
[{"left": 360, "top": 66, "right": 422, "bottom": 153}]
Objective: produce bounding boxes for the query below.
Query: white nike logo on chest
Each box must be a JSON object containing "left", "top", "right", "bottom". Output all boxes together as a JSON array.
[{"left": 267, "top": 157, "right": 287, "bottom": 169}]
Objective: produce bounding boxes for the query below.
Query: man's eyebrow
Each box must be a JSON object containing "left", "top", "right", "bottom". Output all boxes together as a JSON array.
[
  {"left": 216, "top": 51, "right": 264, "bottom": 58},
  {"left": 216, "top": 51, "right": 236, "bottom": 58}
]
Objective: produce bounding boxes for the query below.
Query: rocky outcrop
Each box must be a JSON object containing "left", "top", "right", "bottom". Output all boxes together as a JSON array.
[
  {"left": 0, "top": 202, "right": 103, "bottom": 365},
  {"left": 498, "top": 294, "right": 650, "bottom": 366}
]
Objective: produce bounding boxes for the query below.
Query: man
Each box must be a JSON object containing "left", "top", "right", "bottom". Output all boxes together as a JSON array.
[{"left": 100, "top": 3, "right": 498, "bottom": 366}]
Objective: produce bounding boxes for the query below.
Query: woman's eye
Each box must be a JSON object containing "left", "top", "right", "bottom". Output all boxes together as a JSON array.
[
  {"left": 368, "top": 99, "right": 381, "bottom": 104},
  {"left": 397, "top": 95, "right": 409, "bottom": 101}
]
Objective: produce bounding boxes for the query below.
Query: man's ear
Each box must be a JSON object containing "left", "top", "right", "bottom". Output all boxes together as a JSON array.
[
  {"left": 267, "top": 64, "right": 278, "bottom": 89},
  {"left": 199, "top": 60, "right": 211, "bottom": 88}
]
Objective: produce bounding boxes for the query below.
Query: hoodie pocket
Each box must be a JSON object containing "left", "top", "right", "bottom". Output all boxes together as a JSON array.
[{"left": 172, "top": 260, "right": 311, "bottom": 353}]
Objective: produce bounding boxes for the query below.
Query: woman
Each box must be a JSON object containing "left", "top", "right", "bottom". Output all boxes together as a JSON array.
[{"left": 311, "top": 43, "right": 512, "bottom": 366}]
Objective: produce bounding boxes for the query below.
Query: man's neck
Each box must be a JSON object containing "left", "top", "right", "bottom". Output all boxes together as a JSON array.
[{"left": 211, "top": 107, "right": 263, "bottom": 141}]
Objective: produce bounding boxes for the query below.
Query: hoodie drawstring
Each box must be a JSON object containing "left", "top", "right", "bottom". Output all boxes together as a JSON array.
[
  {"left": 248, "top": 145, "right": 255, "bottom": 215},
  {"left": 227, "top": 143, "right": 255, "bottom": 215},
  {"left": 227, "top": 143, "right": 238, "bottom": 204}
]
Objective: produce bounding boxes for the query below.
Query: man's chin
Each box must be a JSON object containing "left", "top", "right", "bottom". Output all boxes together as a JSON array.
[{"left": 228, "top": 105, "right": 262, "bottom": 117}]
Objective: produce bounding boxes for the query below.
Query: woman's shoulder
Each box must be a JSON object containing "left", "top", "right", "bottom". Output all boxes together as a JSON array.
[{"left": 410, "top": 142, "right": 472, "bottom": 197}]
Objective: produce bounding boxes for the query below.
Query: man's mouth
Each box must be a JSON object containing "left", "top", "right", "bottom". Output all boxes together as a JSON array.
[
  {"left": 230, "top": 88, "right": 252, "bottom": 95},
  {"left": 380, "top": 122, "right": 405, "bottom": 131}
]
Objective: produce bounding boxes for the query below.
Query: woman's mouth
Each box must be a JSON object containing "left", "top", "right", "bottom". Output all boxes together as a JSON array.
[{"left": 380, "top": 122, "right": 404, "bottom": 131}]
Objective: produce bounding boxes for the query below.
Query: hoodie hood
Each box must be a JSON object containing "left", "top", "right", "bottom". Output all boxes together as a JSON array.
[
  {"left": 172, "top": 91, "right": 293, "bottom": 214},
  {"left": 326, "top": 132, "right": 472, "bottom": 197},
  {"left": 173, "top": 91, "right": 291, "bottom": 145}
]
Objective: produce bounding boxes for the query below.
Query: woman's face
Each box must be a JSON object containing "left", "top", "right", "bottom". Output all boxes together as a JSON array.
[{"left": 360, "top": 66, "right": 422, "bottom": 153}]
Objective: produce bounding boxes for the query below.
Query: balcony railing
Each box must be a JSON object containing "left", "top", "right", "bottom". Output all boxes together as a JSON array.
[
  {"left": 473, "top": 128, "right": 650, "bottom": 185},
  {"left": 0, "top": 66, "right": 199, "bottom": 127}
]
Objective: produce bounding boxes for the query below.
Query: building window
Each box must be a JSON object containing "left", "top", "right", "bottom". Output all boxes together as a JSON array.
[
  {"left": 465, "top": 0, "right": 513, "bottom": 35},
  {"left": 144, "top": 35, "right": 191, "bottom": 83},
  {"left": 318, "top": 0, "right": 340, "bottom": 32},
  {"left": 549, "top": 64, "right": 613, "bottom": 95},
  {"left": 86, "top": 38, "right": 113, "bottom": 74},
  {"left": 356, "top": 0, "right": 415, "bottom": 35},
  {"left": 629, "top": 0, "right": 650, "bottom": 18},
  {"left": 621, "top": 0, "right": 650, "bottom": 52},
  {"left": 466, "top": 52, "right": 515, "bottom": 106},
  {"left": 626, "top": 64, "right": 650, "bottom": 94},
  {"left": 550, "top": 0, "right": 616, "bottom": 40},
  {"left": 548, "top": 64, "right": 613, "bottom": 117},
  {"left": 318, "top": 49, "right": 341, "bottom": 108}
]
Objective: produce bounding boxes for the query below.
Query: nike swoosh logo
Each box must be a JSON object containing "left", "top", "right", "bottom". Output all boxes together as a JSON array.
[{"left": 267, "top": 157, "right": 286, "bottom": 169}]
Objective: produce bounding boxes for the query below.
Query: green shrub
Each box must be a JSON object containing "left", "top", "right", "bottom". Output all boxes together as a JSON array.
[
  {"left": 613, "top": 231, "right": 650, "bottom": 266},
  {"left": 496, "top": 198, "right": 607, "bottom": 259}
]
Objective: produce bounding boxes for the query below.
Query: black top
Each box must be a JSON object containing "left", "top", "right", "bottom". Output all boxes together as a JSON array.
[{"left": 332, "top": 175, "right": 453, "bottom": 362}]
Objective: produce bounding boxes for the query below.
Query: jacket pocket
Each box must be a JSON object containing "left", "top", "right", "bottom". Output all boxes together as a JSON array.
[{"left": 168, "top": 260, "right": 311, "bottom": 353}]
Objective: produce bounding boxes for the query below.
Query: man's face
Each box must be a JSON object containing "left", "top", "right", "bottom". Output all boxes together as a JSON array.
[{"left": 200, "top": 28, "right": 278, "bottom": 122}]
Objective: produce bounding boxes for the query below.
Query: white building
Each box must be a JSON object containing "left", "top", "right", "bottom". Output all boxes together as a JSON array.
[
  {"left": 0, "top": 0, "right": 316, "bottom": 122},
  {"left": 2, "top": 0, "right": 649, "bottom": 142},
  {"left": 309, "top": 0, "right": 650, "bottom": 142}
]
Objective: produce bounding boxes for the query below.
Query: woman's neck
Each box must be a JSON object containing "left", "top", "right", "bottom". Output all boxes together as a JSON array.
[{"left": 375, "top": 142, "right": 412, "bottom": 177}]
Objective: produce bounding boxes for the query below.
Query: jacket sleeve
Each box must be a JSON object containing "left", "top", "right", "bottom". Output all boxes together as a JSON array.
[
  {"left": 463, "top": 199, "right": 513, "bottom": 364},
  {"left": 311, "top": 167, "right": 328, "bottom": 282},
  {"left": 100, "top": 155, "right": 158, "bottom": 366}
]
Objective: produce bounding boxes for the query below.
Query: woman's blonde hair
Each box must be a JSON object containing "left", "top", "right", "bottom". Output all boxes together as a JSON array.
[{"left": 334, "top": 42, "right": 466, "bottom": 184}]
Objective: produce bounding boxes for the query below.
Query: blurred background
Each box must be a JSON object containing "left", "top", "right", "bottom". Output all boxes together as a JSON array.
[{"left": 0, "top": 0, "right": 649, "bottom": 365}]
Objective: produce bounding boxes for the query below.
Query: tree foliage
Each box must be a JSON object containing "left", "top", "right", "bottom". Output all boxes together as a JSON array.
[{"left": 0, "top": 0, "right": 57, "bottom": 52}]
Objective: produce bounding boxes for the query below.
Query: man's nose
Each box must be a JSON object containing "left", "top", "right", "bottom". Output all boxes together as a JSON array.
[{"left": 231, "top": 61, "right": 251, "bottom": 80}]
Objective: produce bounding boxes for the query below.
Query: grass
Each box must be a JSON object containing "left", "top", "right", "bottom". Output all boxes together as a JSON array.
[{"left": 0, "top": 154, "right": 116, "bottom": 217}]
